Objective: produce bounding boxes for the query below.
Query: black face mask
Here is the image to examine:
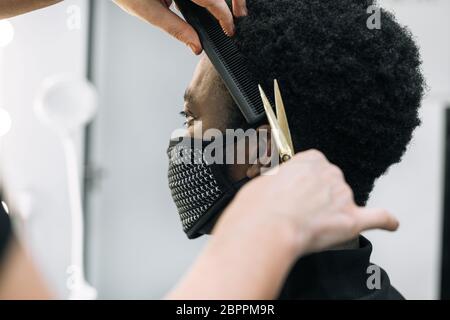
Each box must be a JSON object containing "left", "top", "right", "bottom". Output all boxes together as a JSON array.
[{"left": 167, "top": 136, "right": 249, "bottom": 239}]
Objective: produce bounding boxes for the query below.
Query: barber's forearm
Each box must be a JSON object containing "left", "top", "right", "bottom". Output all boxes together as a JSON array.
[
  {"left": 166, "top": 219, "right": 298, "bottom": 300},
  {"left": 0, "top": 0, "right": 62, "bottom": 19}
]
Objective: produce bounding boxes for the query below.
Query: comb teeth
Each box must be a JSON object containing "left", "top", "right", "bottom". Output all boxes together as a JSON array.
[{"left": 175, "top": 0, "right": 265, "bottom": 124}]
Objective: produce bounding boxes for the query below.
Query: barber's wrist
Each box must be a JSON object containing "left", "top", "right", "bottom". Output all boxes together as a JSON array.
[
  {"left": 215, "top": 201, "right": 302, "bottom": 267},
  {"left": 207, "top": 215, "right": 300, "bottom": 299},
  {"left": 254, "top": 218, "right": 301, "bottom": 267}
]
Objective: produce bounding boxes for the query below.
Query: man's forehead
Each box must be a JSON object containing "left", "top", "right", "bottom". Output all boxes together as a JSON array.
[
  {"left": 185, "top": 57, "right": 222, "bottom": 103},
  {"left": 191, "top": 58, "right": 217, "bottom": 86},
  {"left": 184, "top": 87, "right": 194, "bottom": 103}
]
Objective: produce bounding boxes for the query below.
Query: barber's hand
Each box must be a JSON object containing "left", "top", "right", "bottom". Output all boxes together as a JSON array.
[
  {"left": 216, "top": 150, "right": 399, "bottom": 256},
  {"left": 113, "top": 0, "right": 247, "bottom": 54}
]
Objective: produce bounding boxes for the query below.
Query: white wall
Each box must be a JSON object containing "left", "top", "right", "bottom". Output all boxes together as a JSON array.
[
  {"left": 366, "top": 0, "right": 450, "bottom": 299},
  {"left": 0, "top": 0, "right": 89, "bottom": 298}
]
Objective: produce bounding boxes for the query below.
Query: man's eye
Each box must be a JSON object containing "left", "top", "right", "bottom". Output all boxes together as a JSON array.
[{"left": 180, "top": 111, "right": 196, "bottom": 127}]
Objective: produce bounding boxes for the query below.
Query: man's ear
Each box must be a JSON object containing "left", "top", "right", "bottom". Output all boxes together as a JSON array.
[{"left": 246, "top": 124, "right": 272, "bottom": 179}]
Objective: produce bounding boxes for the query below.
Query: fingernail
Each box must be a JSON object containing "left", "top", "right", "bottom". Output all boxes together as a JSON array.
[
  {"left": 222, "top": 26, "right": 231, "bottom": 37},
  {"left": 188, "top": 43, "right": 199, "bottom": 55}
]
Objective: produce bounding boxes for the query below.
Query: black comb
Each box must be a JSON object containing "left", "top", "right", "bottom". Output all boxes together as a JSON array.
[{"left": 174, "top": 0, "right": 265, "bottom": 124}]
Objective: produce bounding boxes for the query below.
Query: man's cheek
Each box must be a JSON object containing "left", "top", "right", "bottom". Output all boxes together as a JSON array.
[{"left": 190, "top": 120, "right": 203, "bottom": 138}]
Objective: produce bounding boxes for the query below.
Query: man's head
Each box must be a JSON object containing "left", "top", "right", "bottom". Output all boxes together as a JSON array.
[{"left": 182, "top": 0, "right": 425, "bottom": 205}]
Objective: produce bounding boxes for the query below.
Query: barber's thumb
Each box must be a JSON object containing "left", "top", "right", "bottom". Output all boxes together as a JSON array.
[{"left": 355, "top": 207, "right": 399, "bottom": 232}]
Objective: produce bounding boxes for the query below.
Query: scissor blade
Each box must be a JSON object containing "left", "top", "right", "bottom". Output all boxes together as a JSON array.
[
  {"left": 258, "top": 86, "right": 283, "bottom": 156},
  {"left": 258, "top": 85, "right": 289, "bottom": 159},
  {"left": 274, "top": 80, "right": 294, "bottom": 153}
]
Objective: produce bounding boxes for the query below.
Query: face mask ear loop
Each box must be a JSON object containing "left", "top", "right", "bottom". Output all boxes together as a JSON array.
[{"left": 213, "top": 133, "right": 252, "bottom": 192}]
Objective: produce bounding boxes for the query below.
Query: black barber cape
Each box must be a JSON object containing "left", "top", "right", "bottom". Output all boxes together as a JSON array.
[
  {"left": 0, "top": 194, "right": 12, "bottom": 266},
  {"left": 279, "top": 237, "right": 404, "bottom": 300}
]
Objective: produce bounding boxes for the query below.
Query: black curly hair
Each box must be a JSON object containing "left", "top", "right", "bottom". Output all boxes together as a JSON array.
[{"left": 226, "top": 0, "right": 425, "bottom": 205}]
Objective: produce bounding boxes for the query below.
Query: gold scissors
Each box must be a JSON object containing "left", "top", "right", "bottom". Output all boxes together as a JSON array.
[{"left": 258, "top": 80, "right": 295, "bottom": 163}]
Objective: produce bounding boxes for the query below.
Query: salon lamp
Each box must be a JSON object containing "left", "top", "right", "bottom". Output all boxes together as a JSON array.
[{"left": 35, "top": 75, "right": 98, "bottom": 300}]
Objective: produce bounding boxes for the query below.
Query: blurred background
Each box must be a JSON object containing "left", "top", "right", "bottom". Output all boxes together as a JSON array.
[{"left": 0, "top": 0, "right": 448, "bottom": 299}]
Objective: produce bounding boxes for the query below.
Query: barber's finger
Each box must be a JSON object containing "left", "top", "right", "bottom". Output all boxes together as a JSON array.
[
  {"left": 194, "top": 0, "right": 235, "bottom": 36},
  {"left": 232, "top": 0, "right": 248, "bottom": 17},
  {"left": 149, "top": 2, "right": 202, "bottom": 54},
  {"left": 294, "top": 150, "right": 330, "bottom": 168},
  {"left": 354, "top": 207, "right": 399, "bottom": 232}
]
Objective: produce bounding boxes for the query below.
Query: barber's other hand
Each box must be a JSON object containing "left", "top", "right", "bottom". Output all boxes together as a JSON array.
[
  {"left": 216, "top": 150, "right": 399, "bottom": 256},
  {"left": 113, "top": 0, "right": 247, "bottom": 54}
]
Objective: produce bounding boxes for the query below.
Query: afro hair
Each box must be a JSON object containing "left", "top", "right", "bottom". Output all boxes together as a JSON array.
[{"left": 230, "top": 0, "right": 425, "bottom": 205}]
